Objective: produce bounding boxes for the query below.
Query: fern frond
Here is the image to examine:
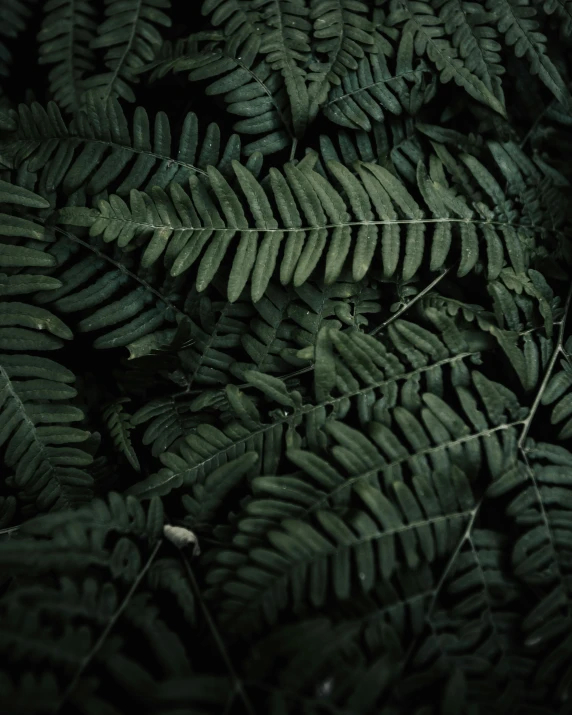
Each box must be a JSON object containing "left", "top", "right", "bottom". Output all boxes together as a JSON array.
[
  {"left": 128, "top": 311, "right": 502, "bottom": 504},
  {"left": 410, "top": 528, "right": 531, "bottom": 711},
  {"left": 256, "top": 0, "right": 312, "bottom": 138},
  {"left": 37, "top": 0, "right": 97, "bottom": 113},
  {"left": 57, "top": 152, "right": 545, "bottom": 302},
  {"left": 126, "top": 414, "right": 280, "bottom": 498},
  {"left": 246, "top": 564, "right": 430, "bottom": 689},
  {"left": 318, "top": 121, "right": 397, "bottom": 168},
  {"left": 33, "top": 228, "right": 185, "bottom": 351},
  {"left": 0, "top": 178, "right": 51, "bottom": 269},
  {"left": 83, "top": 0, "right": 172, "bottom": 104},
  {"left": 540, "top": 336, "right": 572, "bottom": 437},
  {"left": 307, "top": 0, "right": 377, "bottom": 107},
  {"left": 205, "top": 402, "right": 490, "bottom": 631},
  {"left": 131, "top": 395, "right": 202, "bottom": 456},
  {"left": 180, "top": 450, "right": 258, "bottom": 528},
  {"left": 487, "top": 441, "right": 572, "bottom": 700},
  {"left": 0, "top": 97, "right": 246, "bottom": 202},
  {"left": 123, "top": 317, "right": 194, "bottom": 362},
  {"left": 248, "top": 621, "right": 407, "bottom": 712},
  {"left": 387, "top": 0, "right": 508, "bottom": 117},
  {"left": 145, "top": 32, "right": 295, "bottom": 155},
  {"left": 178, "top": 286, "right": 256, "bottom": 386},
  {"left": 0, "top": 180, "right": 93, "bottom": 515},
  {"left": 487, "top": 0, "right": 572, "bottom": 107},
  {"left": 320, "top": 31, "right": 435, "bottom": 131},
  {"left": 231, "top": 278, "right": 380, "bottom": 377},
  {"left": 131, "top": 279, "right": 381, "bottom": 457},
  {"left": 201, "top": 0, "right": 265, "bottom": 56},
  {"left": 0, "top": 351, "right": 93, "bottom": 513},
  {"left": 436, "top": 0, "right": 506, "bottom": 104},
  {"left": 475, "top": 272, "right": 555, "bottom": 389},
  {"left": 485, "top": 138, "right": 572, "bottom": 230},
  {"left": 102, "top": 397, "right": 140, "bottom": 471}
]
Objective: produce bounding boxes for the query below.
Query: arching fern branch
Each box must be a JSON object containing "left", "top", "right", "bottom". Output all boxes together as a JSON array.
[
  {"left": 399, "top": 528, "right": 529, "bottom": 712},
  {"left": 204, "top": 367, "right": 526, "bottom": 633},
  {"left": 243, "top": 565, "right": 432, "bottom": 700},
  {"left": 487, "top": 0, "right": 572, "bottom": 108},
  {"left": 0, "top": 96, "right": 253, "bottom": 205},
  {"left": 83, "top": 0, "right": 172, "bottom": 104},
  {"left": 307, "top": 0, "right": 377, "bottom": 108},
  {"left": 387, "top": 0, "right": 508, "bottom": 117},
  {"left": 31, "top": 224, "right": 187, "bottom": 353},
  {"left": 55, "top": 151, "right": 551, "bottom": 303},
  {"left": 231, "top": 277, "right": 381, "bottom": 377},
  {"left": 142, "top": 32, "right": 294, "bottom": 156},
  {"left": 102, "top": 397, "right": 140, "bottom": 471},
  {"left": 126, "top": 311, "right": 491, "bottom": 500},
  {"left": 401, "top": 283, "right": 572, "bottom": 709},
  {"left": 0, "top": 179, "right": 94, "bottom": 517},
  {"left": 319, "top": 32, "right": 435, "bottom": 131},
  {"left": 37, "top": 0, "right": 97, "bottom": 113},
  {"left": 200, "top": 0, "right": 313, "bottom": 139},
  {"left": 257, "top": 0, "right": 313, "bottom": 138},
  {"left": 487, "top": 441, "right": 572, "bottom": 702},
  {"left": 435, "top": 0, "right": 506, "bottom": 105},
  {"left": 200, "top": 0, "right": 265, "bottom": 56},
  {"left": 539, "top": 335, "right": 572, "bottom": 438}
]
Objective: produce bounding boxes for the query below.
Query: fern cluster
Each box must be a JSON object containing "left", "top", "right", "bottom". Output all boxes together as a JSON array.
[{"left": 1, "top": 0, "right": 572, "bottom": 713}]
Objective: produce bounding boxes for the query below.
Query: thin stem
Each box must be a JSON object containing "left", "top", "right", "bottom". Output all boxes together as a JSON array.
[
  {"left": 179, "top": 550, "right": 257, "bottom": 715},
  {"left": 0, "top": 524, "right": 21, "bottom": 537},
  {"left": 43, "top": 222, "right": 190, "bottom": 321},
  {"left": 427, "top": 499, "right": 482, "bottom": 621},
  {"left": 370, "top": 267, "right": 452, "bottom": 337},
  {"left": 399, "top": 496, "right": 483, "bottom": 678},
  {"left": 57, "top": 539, "right": 163, "bottom": 711},
  {"left": 520, "top": 98, "right": 554, "bottom": 150},
  {"left": 519, "top": 283, "right": 572, "bottom": 449},
  {"left": 100, "top": 0, "right": 143, "bottom": 106},
  {"left": 324, "top": 68, "right": 432, "bottom": 109},
  {"left": 58, "top": 212, "right": 570, "bottom": 240},
  {"left": 289, "top": 137, "right": 298, "bottom": 162}
]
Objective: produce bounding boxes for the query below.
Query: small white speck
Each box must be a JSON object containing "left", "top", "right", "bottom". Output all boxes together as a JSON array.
[
  {"left": 316, "top": 677, "right": 333, "bottom": 697},
  {"left": 163, "top": 524, "right": 200, "bottom": 555}
]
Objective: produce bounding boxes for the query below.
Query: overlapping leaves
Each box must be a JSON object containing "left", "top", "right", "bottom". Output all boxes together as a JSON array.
[{"left": 56, "top": 149, "right": 541, "bottom": 303}]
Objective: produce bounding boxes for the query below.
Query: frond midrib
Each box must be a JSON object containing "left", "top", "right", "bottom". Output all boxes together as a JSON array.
[
  {"left": 3, "top": 130, "right": 208, "bottom": 179},
  {"left": 0, "top": 364, "right": 80, "bottom": 507},
  {"left": 84, "top": 212, "right": 564, "bottom": 238},
  {"left": 222, "top": 506, "right": 476, "bottom": 627},
  {"left": 97, "top": 0, "right": 144, "bottom": 105},
  {"left": 323, "top": 67, "right": 432, "bottom": 109},
  {"left": 139, "top": 351, "right": 479, "bottom": 494}
]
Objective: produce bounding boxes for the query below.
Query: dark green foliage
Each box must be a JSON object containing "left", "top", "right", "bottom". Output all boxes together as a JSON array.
[
  {"left": 37, "top": 0, "right": 97, "bottom": 113},
  {"left": 84, "top": 0, "right": 172, "bottom": 104},
  {"left": 1, "top": 0, "right": 572, "bottom": 713},
  {"left": 2, "top": 95, "right": 251, "bottom": 204},
  {"left": 0, "top": 0, "right": 33, "bottom": 89}
]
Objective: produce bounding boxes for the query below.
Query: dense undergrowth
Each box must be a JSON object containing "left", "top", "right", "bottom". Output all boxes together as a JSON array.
[{"left": 1, "top": 1, "right": 572, "bottom": 713}]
